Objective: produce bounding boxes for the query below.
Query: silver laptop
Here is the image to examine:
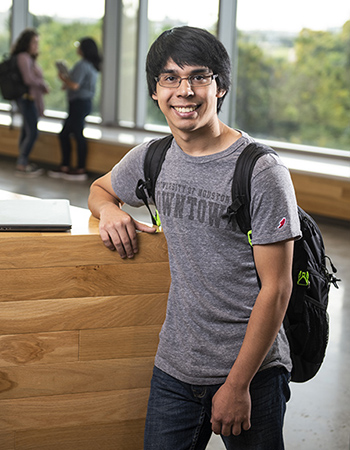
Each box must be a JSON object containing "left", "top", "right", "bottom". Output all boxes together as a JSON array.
[{"left": 0, "top": 199, "right": 72, "bottom": 231}]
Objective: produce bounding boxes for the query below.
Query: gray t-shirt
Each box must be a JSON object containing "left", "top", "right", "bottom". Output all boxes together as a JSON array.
[
  {"left": 111, "top": 131, "right": 301, "bottom": 385},
  {"left": 68, "top": 59, "right": 97, "bottom": 101}
]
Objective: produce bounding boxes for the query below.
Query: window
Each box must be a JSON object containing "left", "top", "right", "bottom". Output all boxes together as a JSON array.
[
  {"left": 28, "top": 0, "right": 104, "bottom": 118},
  {"left": 2, "top": 0, "right": 350, "bottom": 154},
  {"left": 0, "top": 1, "right": 11, "bottom": 58},
  {"left": 0, "top": 0, "right": 12, "bottom": 111},
  {"left": 235, "top": 0, "right": 350, "bottom": 151}
]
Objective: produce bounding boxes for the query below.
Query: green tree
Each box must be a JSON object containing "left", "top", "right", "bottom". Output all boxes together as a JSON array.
[
  {"left": 236, "top": 36, "right": 276, "bottom": 136},
  {"left": 236, "top": 22, "right": 350, "bottom": 151},
  {"left": 292, "top": 26, "right": 350, "bottom": 149}
]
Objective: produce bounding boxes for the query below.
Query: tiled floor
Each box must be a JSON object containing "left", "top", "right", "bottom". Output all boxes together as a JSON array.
[{"left": 1, "top": 154, "right": 349, "bottom": 449}]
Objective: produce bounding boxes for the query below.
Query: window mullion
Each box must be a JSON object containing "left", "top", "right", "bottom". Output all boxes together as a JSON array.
[{"left": 135, "top": 0, "right": 149, "bottom": 128}]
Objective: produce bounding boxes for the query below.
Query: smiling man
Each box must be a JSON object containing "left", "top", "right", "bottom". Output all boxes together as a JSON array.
[{"left": 88, "top": 26, "right": 301, "bottom": 450}]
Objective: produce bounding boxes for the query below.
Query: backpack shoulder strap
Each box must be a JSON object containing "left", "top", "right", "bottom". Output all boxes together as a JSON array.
[
  {"left": 224, "top": 142, "right": 277, "bottom": 243},
  {"left": 135, "top": 134, "right": 173, "bottom": 226},
  {"left": 144, "top": 134, "right": 173, "bottom": 200}
]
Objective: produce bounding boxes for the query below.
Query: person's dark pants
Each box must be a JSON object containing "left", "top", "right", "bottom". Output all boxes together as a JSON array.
[
  {"left": 16, "top": 97, "right": 39, "bottom": 166},
  {"left": 144, "top": 366, "right": 291, "bottom": 450},
  {"left": 59, "top": 98, "right": 91, "bottom": 169}
]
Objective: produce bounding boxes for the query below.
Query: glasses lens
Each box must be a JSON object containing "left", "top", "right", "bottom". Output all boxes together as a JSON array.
[
  {"left": 190, "top": 74, "right": 212, "bottom": 86},
  {"left": 158, "top": 75, "right": 180, "bottom": 87}
]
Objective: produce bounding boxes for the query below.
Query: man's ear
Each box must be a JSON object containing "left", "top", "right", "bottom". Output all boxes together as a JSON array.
[
  {"left": 216, "top": 88, "right": 226, "bottom": 98},
  {"left": 152, "top": 92, "right": 158, "bottom": 101}
]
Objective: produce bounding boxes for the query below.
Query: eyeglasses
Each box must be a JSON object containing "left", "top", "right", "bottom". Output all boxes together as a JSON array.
[{"left": 155, "top": 73, "right": 218, "bottom": 88}]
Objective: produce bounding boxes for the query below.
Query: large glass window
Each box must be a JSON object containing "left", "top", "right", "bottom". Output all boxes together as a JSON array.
[
  {"left": 0, "top": 0, "right": 12, "bottom": 111},
  {"left": 0, "top": 1, "right": 11, "bottom": 58},
  {"left": 236, "top": 0, "right": 350, "bottom": 151},
  {"left": 28, "top": 0, "right": 104, "bottom": 118},
  {"left": 3, "top": 0, "right": 350, "bottom": 155},
  {"left": 146, "top": 0, "right": 220, "bottom": 127}
]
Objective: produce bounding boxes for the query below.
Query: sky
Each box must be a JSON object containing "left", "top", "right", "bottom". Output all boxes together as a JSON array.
[
  {"left": 1, "top": 0, "right": 349, "bottom": 32},
  {"left": 236, "top": 0, "right": 350, "bottom": 32}
]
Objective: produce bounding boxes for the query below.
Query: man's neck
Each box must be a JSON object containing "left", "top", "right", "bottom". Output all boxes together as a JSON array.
[{"left": 171, "top": 122, "right": 241, "bottom": 157}]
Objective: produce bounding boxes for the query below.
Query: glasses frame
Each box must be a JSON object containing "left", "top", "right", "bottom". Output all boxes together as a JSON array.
[{"left": 155, "top": 73, "right": 218, "bottom": 89}]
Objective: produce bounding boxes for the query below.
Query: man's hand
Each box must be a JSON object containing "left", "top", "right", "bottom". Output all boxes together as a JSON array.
[
  {"left": 99, "top": 204, "right": 156, "bottom": 258},
  {"left": 211, "top": 381, "right": 251, "bottom": 436}
]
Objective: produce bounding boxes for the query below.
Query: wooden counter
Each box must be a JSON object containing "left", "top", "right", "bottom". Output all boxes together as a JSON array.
[{"left": 0, "top": 191, "right": 170, "bottom": 450}]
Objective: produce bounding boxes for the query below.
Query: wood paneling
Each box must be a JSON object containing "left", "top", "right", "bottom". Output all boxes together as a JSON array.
[
  {"left": 0, "top": 125, "right": 130, "bottom": 173},
  {"left": 0, "top": 206, "right": 170, "bottom": 449},
  {"left": 291, "top": 172, "right": 350, "bottom": 221}
]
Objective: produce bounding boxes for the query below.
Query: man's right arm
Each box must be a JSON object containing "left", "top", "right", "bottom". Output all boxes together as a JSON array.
[{"left": 88, "top": 171, "right": 156, "bottom": 259}]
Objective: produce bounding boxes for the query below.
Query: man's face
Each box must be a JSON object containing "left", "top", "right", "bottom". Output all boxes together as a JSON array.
[{"left": 152, "top": 59, "right": 225, "bottom": 135}]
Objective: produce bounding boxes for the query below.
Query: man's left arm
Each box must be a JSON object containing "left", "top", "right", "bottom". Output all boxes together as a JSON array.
[{"left": 211, "top": 239, "right": 294, "bottom": 436}]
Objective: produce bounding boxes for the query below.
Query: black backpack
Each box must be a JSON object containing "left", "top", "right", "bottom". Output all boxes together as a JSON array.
[
  {"left": 136, "top": 135, "right": 340, "bottom": 383},
  {"left": 0, "top": 54, "right": 28, "bottom": 101}
]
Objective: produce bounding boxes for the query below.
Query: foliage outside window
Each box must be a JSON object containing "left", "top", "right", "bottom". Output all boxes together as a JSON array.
[
  {"left": 28, "top": 0, "right": 104, "bottom": 117},
  {"left": 1, "top": 0, "right": 349, "bottom": 153},
  {"left": 236, "top": 1, "right": 350, "bottom": 151},
  {"left": 0, "top": 1, "right": 11, "bottom": 59}
]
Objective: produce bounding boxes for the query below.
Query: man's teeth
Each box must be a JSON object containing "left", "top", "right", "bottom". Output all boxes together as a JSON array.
[{"left": 174, "top": 106, "right": 197, "bottom": 113}]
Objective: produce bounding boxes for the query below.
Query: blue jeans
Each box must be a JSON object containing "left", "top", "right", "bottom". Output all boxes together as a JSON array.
[
  {"left": 16, "top": 98, "right": 39, "bottom": 166},
  {"left": 59, "top": 98, "right": 91, "bottom": 169},
  {"left": 144, "top": 366, "right": 291, "bottom": 450}
]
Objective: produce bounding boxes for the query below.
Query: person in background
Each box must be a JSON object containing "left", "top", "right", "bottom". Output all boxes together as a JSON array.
[
  {"left": 12, "top": 28, "right": 49, "bottom": 177},
  {"left": 48, "top": 37, "right": 102, "bottom": 181}
]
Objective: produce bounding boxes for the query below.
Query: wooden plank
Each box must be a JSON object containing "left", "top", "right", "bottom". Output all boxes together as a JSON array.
[
  {"left": 0, "top": 431, "right": 14, "bottom": 450},
  {"left": 0, "top": 294, "right": 167, "bottom": 335},
  {"left": 0, "top": 357, "right": 154, "bottom": 399},
  {"left": 0, "top": 233, "right": 169, "bottom": 270},
  {"left": 0, "top": 332, "right": 78, "bottom": 367},
  {"left": 0, "top": 262, "right": 171, "bottom": 301},
  {"left": 0, "top": 388, "right": 149, "bottom": 431},
  {"left": 79, "top": 325, "right": 161, "bottom": 361},
  {"left": 292, "top": 173, "right": 350, "bottom": 220},
  {"left": 15, "top": 419, "right": 145, "bottom": 450}
]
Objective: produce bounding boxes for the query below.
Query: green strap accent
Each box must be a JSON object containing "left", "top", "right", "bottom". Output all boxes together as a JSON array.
[
  {"left": 297, "top": 271, "right": 310, "bottom": 287},
  {"left": 247, "top": 230, "right": 252, "bottom": 247},
  {"left": 155, "top": 209, "right": 162, "bottom": 227}
]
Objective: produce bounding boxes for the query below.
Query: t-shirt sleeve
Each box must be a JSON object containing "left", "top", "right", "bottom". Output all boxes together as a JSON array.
[
  {"left": 110, "top": 141, "right": 150, "bottom": 207},
  {"left": 250, "top": 154, "right": 301, "bottom": 245}
]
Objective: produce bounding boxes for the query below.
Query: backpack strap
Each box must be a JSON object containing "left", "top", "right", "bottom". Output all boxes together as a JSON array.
[
  {"left": 135, "top": 134, "right": 173, "bottom": 226},
  {"left": 223, "top": 142, "right": 277, "bottom": 245}
]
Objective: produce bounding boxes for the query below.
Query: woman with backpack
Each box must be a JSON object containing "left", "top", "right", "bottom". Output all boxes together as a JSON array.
[{"left": 12, "top": 28, "right": 50, "bottom": 177}]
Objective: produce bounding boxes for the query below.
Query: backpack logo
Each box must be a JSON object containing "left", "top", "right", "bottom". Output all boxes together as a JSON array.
[{"left": 297, "top": 270, "right": 310, "bottom": 287}]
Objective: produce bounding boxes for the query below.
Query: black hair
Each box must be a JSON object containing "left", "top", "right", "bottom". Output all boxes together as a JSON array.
[
  {"left": 79, "top": 37, "right": 102, "bottom": 72},
  {"left": 11, "top": 28, "right": 39, "bottom": 57},
  {"left": 146, "top": 26, "right": 231, "bottom": 112}
]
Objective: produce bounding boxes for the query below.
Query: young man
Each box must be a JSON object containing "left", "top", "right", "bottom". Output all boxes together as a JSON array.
[{"left": 88, "top": 26, "right": 301, "bottom": 450}]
